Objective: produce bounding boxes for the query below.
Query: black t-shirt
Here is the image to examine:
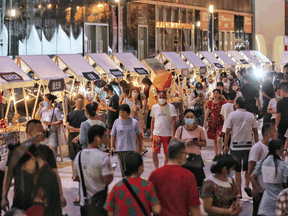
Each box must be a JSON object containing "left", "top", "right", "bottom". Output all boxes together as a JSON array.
[
  {"left": 107, "top": 94, "right": 119, "bottom": 123},
  {"left": 240, "top": 83, "right": 259, "bottom": 105},
  {"left": 262, "top": 80, "right": 274, "bottom": 102},
  {"left": 6, "top": 144, "right": 57, "bottom": 210},
  {"left": 67, "top": 110, "right": 87, "bottom": 129},
  {"left": 277, "top": 97, "right": 288, "bottom": 127},
  {"left": 222, "top": 91, "right": 229, "bottom": 100}
]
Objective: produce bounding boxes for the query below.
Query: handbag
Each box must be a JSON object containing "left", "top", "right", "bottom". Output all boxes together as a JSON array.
[
  {"left": 58, "top": 124, "right": 67, "bottom": 146},
  {"left": 123, "top": 178, "right": 149, "bottom": 216},
  {"left": 78, "top": 151, "right": 108, "bottom": 216},
  {"left": 45, "top": 108, "right": 55, "bottom": 138}
]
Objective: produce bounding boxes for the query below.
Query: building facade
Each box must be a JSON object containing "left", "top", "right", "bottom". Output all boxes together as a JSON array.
[{"left": 0, "top": 0, "right": 253, "bottom": 60}]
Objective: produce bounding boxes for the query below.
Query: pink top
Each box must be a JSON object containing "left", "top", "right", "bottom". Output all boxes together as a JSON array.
[{"left": 175, "top": 125, "right": 206, "bottom": 155}]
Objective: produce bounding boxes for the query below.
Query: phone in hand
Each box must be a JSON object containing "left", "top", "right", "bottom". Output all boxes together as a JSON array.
[
  {"left": 112, "top": 162, "right": 118, "bottom": 168},
  {"left": 193, "top": 138, "right": 198, "bottom": 141}
]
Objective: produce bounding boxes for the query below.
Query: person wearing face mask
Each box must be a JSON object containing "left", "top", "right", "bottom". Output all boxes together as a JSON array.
[
  {"left": 229, "top": 80, "right": 242, "bottom": 100},
  {"left": 189, "top": 82, "right": 206, "bottom": 126},
  {"left": 150, "top": 91, "right": 177, "bottom": 169},
  {"left": 35, "top": 93, "right": 63, "bottom": 158},
  {"left": 250, "top": 139, "right": 288, "bottom": 216},
  {"left": 267, "top": 87, "right": 282, "bottom": 124},
  {"left": 202, "top": 154, "right": 242, "bottom": 216},
  {"left": 74, "top": 125, "right": 114, "bottom": 216},
  {"left": 122, "top": 87, "right": 142, "bottom": 121},
  {"left": 248, "top": 123, "right": 278, "bottom": 216},
  {"left": 72, "top": 102, "right": 105, "bottom": 149},
  {"left": 174, "top": 109, "right": 207, "bottom": 191}
]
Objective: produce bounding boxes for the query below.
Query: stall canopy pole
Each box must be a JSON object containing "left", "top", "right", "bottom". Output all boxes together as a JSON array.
[
  {"left": 22, "top": 87, "right": 29, "bottom": 121},
  {"left": 11, "top": 88, "right": 19, "bottom": 128},
  {"left": 5, "top": 92, "right": 11, "bottom": 121},
  {"left": 70, "top": 79, "right": 75, "bottom": 100},
  {"left": 32, "top": 84, "right": 41, "bottom": 119}
]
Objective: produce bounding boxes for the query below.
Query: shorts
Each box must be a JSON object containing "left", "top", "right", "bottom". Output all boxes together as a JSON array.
[
  {"left": 152, "top": 135, "right": 171, "bottom": 154},
  {"left": 230, "top": 150, "right": 250, "bottom": 172},
  {"left": 68, "top": 132, "right": 82, "bottom": 160},
  {"left": 146, "top": 110, "right": 151, "bottom": 129},
  {"left": 47, "top": 130, "right": 59, "bottom": 147}
]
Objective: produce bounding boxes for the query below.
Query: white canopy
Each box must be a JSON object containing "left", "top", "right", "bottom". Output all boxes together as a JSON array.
[
  {"left": 227, "top": 51, "right": 249, "bottom": 65},
  {"left": 198, "top": 51, "right": 224, "bottom": 69},
  {"left": 53, "top": 54, "right": 100, "bottom": 81},
  {"left": 111, "top": 53, "right": 149, "bottom": 76},
  {"left": 240, "top": 51, "right": 261, "bottom": 66},
  {"left": 86, "top": 53, "right": 124, "bottom": 78},
  {"left": 252, "top": 51, "right": 271, "bottom": 64},
  {"left": 180, "top": 51, "right": 207, "bottom": 68},
  {"left": 0, "top": 57, "right": 33, "bottom": 89},
  {"left": 156, "top": 52, "right": 191, "bottom": 70},
  {"left": 214, "top": 51, "right": 236, "bottom": 67}
]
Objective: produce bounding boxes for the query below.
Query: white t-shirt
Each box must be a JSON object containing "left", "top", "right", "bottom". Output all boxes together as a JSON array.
[
  {"left": 248, "top": 141, "right": 269, "bottom": 188},
  {"left": 74, "top": 149, "right": 114, "bottom": 206},
  {"left": 267, "top": 98, "right": 277, "bottom": 119},
  {"left": 220, "top": 103, "right": 235, "bottom": 132},
  {"left": 150, "top": 103, "right": 177, "bottom": 136},
  {"left": 226, "top": 109, "right": 258, "bottom": 151}
]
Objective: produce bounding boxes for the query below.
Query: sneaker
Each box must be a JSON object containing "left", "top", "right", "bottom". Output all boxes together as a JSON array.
[
  {"left": 141, "top": 148, "right": 148, "bottom": 156},
  {"left": 212, "top": 155, "right": 218, "bottom": 162},
  {"left": 73, "top": 198, "right": 80, "bottom": 206}
]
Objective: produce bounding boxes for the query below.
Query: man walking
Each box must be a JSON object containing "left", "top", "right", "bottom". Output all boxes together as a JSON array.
[
  {"left": 74, "top": 125, "right": 114, "bottom": 216},
  {"left": 262, "top": 73, "right": 274, "bottom": 123},
  {"left": 149, "top": 139, "right": 201, "bottom": 216},
  {"left": 276, "top": 83, "right": 288, "bottom": 142},
  {"left": 224, "top": 97, "right": 259, "bottom": 198},
  {"left": 151, "top": 91, "right": 177, "bottom": 169},
  {"left": 248, "top": 123, "right": 278, "bottom": 216}
]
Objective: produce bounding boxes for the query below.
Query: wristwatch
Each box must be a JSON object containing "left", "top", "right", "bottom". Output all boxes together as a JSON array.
[{"left": 284, "top": 149, "right": 287, "bottom": 152}]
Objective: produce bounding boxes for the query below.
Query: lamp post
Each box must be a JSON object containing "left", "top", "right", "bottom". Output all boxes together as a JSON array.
[
  {"left": 10, "top": 9, "right": 16, "bottom": 58},
  {"left": 115, "top": 0, "right": 121, "bottom": 52},
  {"left": 209, "top": 5, "right": 214, "bottom": 52}
]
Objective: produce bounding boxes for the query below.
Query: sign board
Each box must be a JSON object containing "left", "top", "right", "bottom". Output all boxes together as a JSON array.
[
  {"left": 200, "top": 11, "right": 209, "bottom": 30},
  {"left": 95, "top": 80, "right": 107, "bottom": 88},
  {"left": 0, "top": 72, "right": 23, "bottom": 82},
  {"left": 82, "top": 72, "right": 100, "bottom": 81},
  {"left": 218, "top": 13, "right": 234, "bottom": 31},
  {"left": 244, "top": 16, "right": 252, "bottom": 33},
  {"left": 144, "top": 59, "right": 166, "bottom": 74},
  {"left": 214, "top": 63, "right": 224, "bottom": 69},
  {"left": 0, "top": 131, "right": 19, "bottom": 171},
  {"left": 239, "top": 59, "right": 249, "bottom": 64},
  {"left": 156, "top": 22, "right": 193, "bottom": 30},
  {"left": 118, "top": 6, "right": 123, "bottom": 53},
  {"left": 109, "top": 69, "right": 124, "bottom": 78},
  {"left": 181, "top": 68, "right": 189, "bottom": 77},
  {"left": 134, "top": 68, "right": 149, "bottom": 75},
  {"left": 200, "top": 67, "right": 207, "bottom": 75},
  {"left": 48, "top": 79, "right": 65, "bottom": 92}
]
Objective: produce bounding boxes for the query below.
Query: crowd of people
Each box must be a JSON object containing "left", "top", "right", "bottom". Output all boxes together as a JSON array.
[{"left": 3, "top": 66, "right": 288, "bottom": 216}]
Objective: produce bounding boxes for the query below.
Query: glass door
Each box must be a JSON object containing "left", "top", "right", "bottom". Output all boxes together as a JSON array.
[{"left": 138, "top": 25, "right": 148, "bottom": 60}]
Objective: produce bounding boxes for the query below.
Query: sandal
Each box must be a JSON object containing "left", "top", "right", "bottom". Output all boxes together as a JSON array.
[
  {"left": 73, "top": 198, "right": 80, "bottom": 205},
  {"left": 244, "top": 187, "right": 252, "bottom": 197}
]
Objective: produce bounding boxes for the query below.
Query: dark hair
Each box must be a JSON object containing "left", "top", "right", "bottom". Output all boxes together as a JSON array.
[
  {"left": 184, "top": 109, "right": 195, "bottom": 116},
  {"left": 275, "top": 86, "right": 281, "bottom": 92},
  {"left": 213, "top": 89, "right": 221, "bottom": 94},
  {"left": 210, "top": 154, "right": 238, "bottom": 174},
  {"left": 85, "top": 102, "right": 98, "bottom": 117},
  {"left": 168, "top": 139, "right": 185, "bottom": 160},
  {"left": 88, "top": 125, "right": 107, "bottom": 144},
  {"left": 227, "top": 91, "right": 236, "bottom": 100},
  {"left": 276, "top": 73, "right": 284, "bottom": 80},
  {"left": 158, "top": 91, "right": 167, "bottom": 95},
  {"left": 26, "top": 119, "right": 42, "bottom": 133},
  {"left": 230, "top": 72, "right": 237, "bottom": 79},
  {"left": 267, "top": 72, "right": 274, "bottom": 78},
  {"left": 45, "top": 93, "right": 57, "bottom": 103},
  {"left": 244, "top": 75, "right": 254, "bottom": 83},
  {"left": 284, "top": 63, "right": 288, "bottom": 70},
  {"left": 281, "top": 83, "right": 288, "bottom": 93},
  {"left": 262, "top": 123, "right": 275, "bottom": 136},
  {"left": 119, "top": 80, "right": 129, "bottom": 89},
  {"left": 217, "top": 82, "right": 224, "bottom": 87},
  {"left": 235, "top": 97, "right": 246, "bottom": 109},
  {"left": 123, "top": 88, "right": 130, "bottom": 95},
  {"left": 266, "top": 139, "right": 283, "bottom": 178},
  {"left": 104, "top": 84, "right": 114, "bottom": 93},
  {"left": 124, "top": 152, "right": 143, "bottom": 176},
  {"left": 142, "top": 77, "right": 152, "bottom": 86},
  {"left": 119, "top": 104, "right": 131, "bottom": 115}
]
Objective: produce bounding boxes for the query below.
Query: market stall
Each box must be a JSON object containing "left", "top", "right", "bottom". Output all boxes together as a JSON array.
[
  {"left": 110, "top": 53, "right": 149, "bottom": 77},
  {"left": 197, "top": 51, "right": 224, "bottom": 71},
  {"left": 141, "top": 58, "right": 166, "bottom": 81},
  {"left": 251, "top": 51, "right": 271, "bottom": 71},
  {"left": 86, "top": 53, "right": 124, "bottom": 79},
  {"left": 214, "top": 51, "right": 236, "bottom": 69},
  {"left": 280, "top": 51, "right": 288, "bottom": 70},
  {"left": 53, "top": 54, "right": 101, "bottom": 99},
  {"left": 179, "top": 51, "right": 207, "bottom": 75},
  {"left": 227, "top": 50, "right": 249, "bottom": 68},
  {"left": 240, "top": 50, "right": 261, "bottom": 68}
]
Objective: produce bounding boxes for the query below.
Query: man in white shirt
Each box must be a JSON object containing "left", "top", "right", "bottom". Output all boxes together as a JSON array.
[
  {"left": 224, "top": 97, "right": 259, "bottom": 198},
  {"left": 74, "top": 125, "right": 114, "bottom": 216},
  {"left": 221, "top": 91, "right": 236, "bottom": 148},
  {"left": 248, "top": 123, "right": 278, "bottom": 216},
  {"left": 151, "top": 91, "right": 177, "bottom": 169}
]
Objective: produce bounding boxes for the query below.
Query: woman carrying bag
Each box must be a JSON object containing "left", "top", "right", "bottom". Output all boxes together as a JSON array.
[{"left": 174, "top": 109, "right": 207, "bottom": 192}]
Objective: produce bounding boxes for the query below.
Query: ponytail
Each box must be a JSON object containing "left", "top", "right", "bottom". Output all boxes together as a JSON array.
[
  {"left": 264, "top": 139, "right": 283, "bottom": 178},
  {"left": 85, "top": 102, "right": 98, "bottom": 117}
]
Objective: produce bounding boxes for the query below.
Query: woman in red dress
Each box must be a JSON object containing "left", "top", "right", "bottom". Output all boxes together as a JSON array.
[{"left": 204, "top": 89, "right": 226, "bottom": 161}]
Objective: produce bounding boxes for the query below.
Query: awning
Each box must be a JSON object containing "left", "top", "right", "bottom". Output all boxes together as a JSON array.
[
  {"left": 111, "top": 53, "right": 149, "bottom": 76},
  {"left": 53, "top": 54, "right": 100, "bottom": 81},
  {"left": 15, "top": 55, "right": 69, "bottom": 89},
  {"left": 155, "top": 52, "right": 191, "bottom": 77},
  {"left": 86, "top": 53, "right": 124, "bottom": 78},
  {"left": 252, "top": 51, "right": 271, "bottom": 64},
  {"left": 214, "top": 51, "right": 236, "bottom": 67},
  {"left": 180, "top": 51, "right": 207, "bottom": 68},
  {"left": 141, "top": 58, "right": 166, "bottom": 80},
  {"left": 0, "top": 57, "right": 33, "bottom": 89},
  {"left": 240, "top": 51, "right": 261, "bottom": 66},
  {"left": 198, "top": 51, "right": 224, "bottom": 69},
  {"left": 227, "top": 50, "right": 249, "bottom": 65}
]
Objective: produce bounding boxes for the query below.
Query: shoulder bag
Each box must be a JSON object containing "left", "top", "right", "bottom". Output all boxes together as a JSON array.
[
  {"left": 123, "top": 178, "right": 148, "bottom": 216},
  {"left": 78, "top": 151, "right": 108, "bottom": 216},
  {"left": 45, "top": 108, "right": 55, "bottom": 138}
]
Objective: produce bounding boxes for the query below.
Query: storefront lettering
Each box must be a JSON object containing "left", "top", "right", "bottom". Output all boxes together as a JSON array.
[
  {"left": 218, "top": 13, "right": 234, "bottom": 31},
  {"left": 200, "top": 11, "right": 210, "bottom": 30},
  {"left": 156, "top": 21, "right": 192, "bottom": 29},
  {"left": 244, "top": 16, "right": 252, "bottom": 33},
  {"left": 0, "top": 72, "right": 23, "bottom": 82}
]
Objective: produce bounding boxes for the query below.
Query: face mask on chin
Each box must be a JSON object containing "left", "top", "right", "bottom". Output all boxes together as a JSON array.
[
  {"left": 158, "top": 99, "right": 166, "bottom": 105},
  {"left": 99, "top": 143, "right": 106, "bottom": 151},
  {"left": 226, "top": 170, "right": 235, "bottom": 178}
]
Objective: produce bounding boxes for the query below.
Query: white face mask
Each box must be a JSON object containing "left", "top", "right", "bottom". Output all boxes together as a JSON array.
[
  {"left": 99, "top": 143, "right": 106, "bottom": 151},
  {"left": 158, "top": 99, "right": 166, "bottom": 105},
  {"left": 226, "top": 170, "right": 236, "bottom": 178},
  {"left": 132, "top": 93, "right": 137, "bottom": 98}
]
